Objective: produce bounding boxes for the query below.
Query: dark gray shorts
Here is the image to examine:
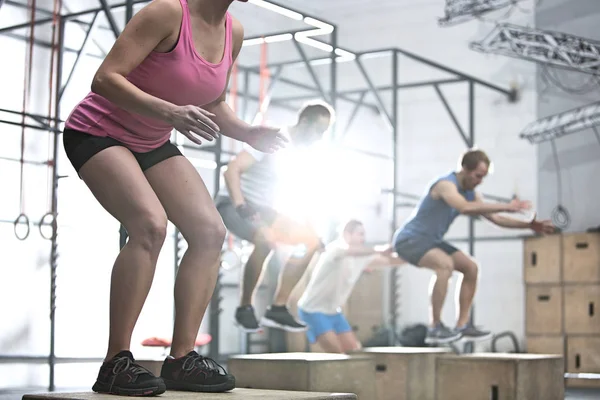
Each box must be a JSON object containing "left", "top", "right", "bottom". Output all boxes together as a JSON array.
[
  {"left": 393, "top": 234, "right": 459, "bottom": 266},
  {"left": 215, "top": 196, "right": 278, "bottom": 243}
]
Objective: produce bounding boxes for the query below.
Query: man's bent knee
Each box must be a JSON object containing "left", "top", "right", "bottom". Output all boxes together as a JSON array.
[
  {"left": 435, "top": 260, "right": 454, "bottom": 279},
  {"left": 463, "top": 261, "right": 479, "bottom": 280}
]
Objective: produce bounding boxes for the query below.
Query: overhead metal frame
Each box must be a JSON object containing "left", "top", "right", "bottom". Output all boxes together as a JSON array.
[{"left": 0, "top": 0, "right": 524, "bottom": 389}]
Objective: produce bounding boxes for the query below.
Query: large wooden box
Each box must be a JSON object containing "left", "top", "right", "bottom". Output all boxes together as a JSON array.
[
  {"left": 345, "top": 270, "right": 385, "bottom": 343},
  {"left": 566, "top": 336, "right": 600, "bottom": 389},
  {"left": 563, "top": 232, "right": 600, "bottom": 283},
  {"left": 22, "top": 389, "right": 357, "bottom": 400},
  {"left": 526, "top": 336, "right": 565, "bottom": 357},
  {"left": 361, "top": 347, "right": 451, "bottom": 400},
  {"left": 525, "top": 285, "right": 563, "bottom": 334},
  {"left": 227, "top": 352, "right": 376, "bottom": 399},
  {"left": 435, "top": 353, "right": 564, "bottom": 400},
  {"left": 524, "top": 235, "right": 562, "bottom": 284},
  {"left": 564, "top": 284, "right": 600, "bottom": 334}
]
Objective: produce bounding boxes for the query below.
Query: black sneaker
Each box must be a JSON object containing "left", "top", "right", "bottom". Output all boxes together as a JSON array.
[
  {"left": 259, "top": 305, "right": 307, "bottom": 332},
  {"left": 457, "top": 324, "right": 493, "bottom": 342},
  {"left": 160, "top": 350, "right": 235, "bottom": 392},
  {"left": 92, "top": 350, "right": 166, "bottom": 396},
  {"left": 234, "top": 305, "right": 262, "bottom": 333},
  {"left": 424, "top": 323, "right": 462, "bottom": 345}
]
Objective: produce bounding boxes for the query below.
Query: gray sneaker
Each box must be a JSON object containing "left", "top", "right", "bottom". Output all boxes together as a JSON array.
[
  {"left": 259, "top": 305, "right": 307, "bottom": 333},
  {"left": 457, "top": 324, "right": 492, "bottom": 342},
  {"left": 235, "top": 305, "right": 263, "bottom": 333},
  {"left": 425, "top": 323, "right": 462, "bottom": 344}
]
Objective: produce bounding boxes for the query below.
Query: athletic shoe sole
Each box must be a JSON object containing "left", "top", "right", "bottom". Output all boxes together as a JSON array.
[
  {"left": 92, "top": 380, "right": 166, "bottom": 397},
  {"left": 234, "top": 320, "right": 264, "bottom": 333},
  {"left": 460, "top": 332, "right": 493, "bottom": 342},
  {"left": 162, "top": 377, "right": 235, "bottom": 393},
  {"left": 259, "top": 316, "right": 308, "bottom": 333},
  {"left": 424, "top": 332, "right": 463, "bottom": 345}
]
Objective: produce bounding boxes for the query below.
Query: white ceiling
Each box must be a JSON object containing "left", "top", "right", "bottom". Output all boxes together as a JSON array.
[{"left": 0, "top": 0, "right": 541, "bottom": 98}]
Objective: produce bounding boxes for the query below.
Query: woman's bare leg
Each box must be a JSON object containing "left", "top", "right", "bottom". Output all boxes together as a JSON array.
[
  {"left": 79, "top": 146, "right": 168, "bottom": 361},
  {"left": 144, "top": 156, "right": 226, "bottom": 358}
]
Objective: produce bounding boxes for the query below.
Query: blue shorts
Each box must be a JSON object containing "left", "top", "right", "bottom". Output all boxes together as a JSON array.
[{"left": 297, "top": 308, "right": 353, "bottom": 344}]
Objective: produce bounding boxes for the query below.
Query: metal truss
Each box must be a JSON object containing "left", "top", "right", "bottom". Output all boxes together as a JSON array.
[
  {"left": 438, "top": 0, "right": 526, "bottom": 26},
  {"left": 520, "top": 101, "right": 600, "bottom": 144},
  {"left": 470, "top": 23, "right": 600, "bottom": 75}
]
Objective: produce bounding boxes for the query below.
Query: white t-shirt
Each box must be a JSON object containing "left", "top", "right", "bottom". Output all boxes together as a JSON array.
[{"left": 297, "top": 240, "right": 379, "bottom": 314}]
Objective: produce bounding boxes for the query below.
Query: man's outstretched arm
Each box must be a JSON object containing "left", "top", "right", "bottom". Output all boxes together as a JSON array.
[
  {"left": 433, "top": 180, "right": 530, "bottom": 216},
  {"left": 476, "top": 193, "right": 556, "bottom": 233}
]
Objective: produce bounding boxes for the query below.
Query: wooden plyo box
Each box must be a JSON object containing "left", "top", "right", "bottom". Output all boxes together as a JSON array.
[
  {"left": 436, "top": 353, "right": 564, "bottom": 400},
  {"left": 526, "top": 336, "right": 565, "bottom": 357},
  {"left": 525, "top": 285, "right": 563, "bottom": 334},
  {"left": 523, "top": 234, "right": 562, "bottom": 284},
  {"left": 564, "top": 284, "right": 600, "bottom": 334},
  {"left": 228, "top": 352, "right": 375, "bottom": 399},
  {"left": 345, "top": 270, "right": 385, "bottom": 343},
  {"left": 566, "top": 336, "right": 600, "bottom": 389},
  {"left": 562, "top": 232, "right": 600, "bottom": 283},
  {"left": 22, "top": 389, "right": 357, "bottom": 399},
  {"left": 361, "top": 346, "right": 451, "bottom": 400}
]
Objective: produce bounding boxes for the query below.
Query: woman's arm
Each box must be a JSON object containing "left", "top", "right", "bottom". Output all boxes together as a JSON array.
[
  {"left": 203, "top": 17, "right": 252, "bottom": 141},
  {"left": 90, "top": 0, "right": 219, "bottom": 143},
  {"left": 204, "top": 17, "right": 285, "bottom": 152}
]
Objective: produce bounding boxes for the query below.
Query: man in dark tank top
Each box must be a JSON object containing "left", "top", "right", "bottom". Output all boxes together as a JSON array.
[{"left": 393, "top": 149, "right": 556, "bottom": 345}]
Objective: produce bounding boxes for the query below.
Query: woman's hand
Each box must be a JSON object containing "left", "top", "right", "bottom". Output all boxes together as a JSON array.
[
  {"left": 168, "top": 105, "right": 221, "bottom": 145},
  {"left": 245, "top": 125, "right": 289, "bottom": 153}
]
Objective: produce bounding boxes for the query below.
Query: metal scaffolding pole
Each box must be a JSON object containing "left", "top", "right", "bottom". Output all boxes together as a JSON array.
[
  {"left": 390, "top": 50, "right": 399, "bottom": 342},
  {"left": 47, "top": 16, "right": 65, "bottom": 393},
  {"left": 467, "top": 81, "right": 476, "bottom": 326},
  {"left": 330, "top": 27, "right": 337, "bottom": 134}
]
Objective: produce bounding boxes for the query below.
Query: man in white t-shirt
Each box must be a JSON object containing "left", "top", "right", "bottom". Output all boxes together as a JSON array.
[
  {"left": 297, "top": 220, "right": 405, "bottom": 353},
  {"left": 216, "top": 101, "right": 334, "bottom": 333}
]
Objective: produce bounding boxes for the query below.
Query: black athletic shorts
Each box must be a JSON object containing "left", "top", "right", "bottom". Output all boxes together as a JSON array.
[
  {"left": 393, "top": 234, "right": 459, "bottom": 266},
  {"left": 62, "top": 128, "right": 182, "bottom": 175},
  {"left": 215, "top": 195, "right": 278, "bottom": 243}
]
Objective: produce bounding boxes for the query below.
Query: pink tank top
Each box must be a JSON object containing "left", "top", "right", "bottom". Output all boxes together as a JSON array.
[{"left": 65, "top": 0, "right": 233, "bottom": 153}]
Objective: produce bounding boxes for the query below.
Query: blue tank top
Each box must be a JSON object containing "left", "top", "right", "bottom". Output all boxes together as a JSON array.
[{"left": 395, "top": 172, "right": 475, "bottom": 241}]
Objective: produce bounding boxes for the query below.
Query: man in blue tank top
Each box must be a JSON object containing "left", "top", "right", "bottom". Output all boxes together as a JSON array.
[{"left": 393, "top": 149, "right": 555, "bottom": 345}]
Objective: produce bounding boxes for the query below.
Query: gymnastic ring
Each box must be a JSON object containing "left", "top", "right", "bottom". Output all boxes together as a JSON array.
[
  {"left": 39, "top": 212, "right": 57, "bottom": 240},
  {"left": 13, "top": 213, "right": 31, "bottom": 241},
  {"left": 220, "top": 247, "right": 241, "bottom": 271}
]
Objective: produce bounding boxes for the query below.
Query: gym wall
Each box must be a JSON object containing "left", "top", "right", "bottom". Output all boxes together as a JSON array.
[
  {"left": 304, "top": 2, "right": 539, "bottom": 350},
  {"left": 536, "top": 0, "right": 600, "bottom": 233},
  {"left": 0, "top": 0, "right": 548, "bottom": 389}
]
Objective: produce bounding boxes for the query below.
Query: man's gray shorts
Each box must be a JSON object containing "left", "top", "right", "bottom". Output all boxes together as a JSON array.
[
  {"left": 393, "top": 233, "right": 459, "bottom": 266},
  {"left": 215, "top": 196, "right": 278, "bottom": 243}
]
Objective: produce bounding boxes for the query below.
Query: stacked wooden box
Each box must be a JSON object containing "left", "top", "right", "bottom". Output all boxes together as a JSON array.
[
  {"left": 524, "top": 232, "right": 600, "bottom": 389},
  {"left": 344, "top": 269, "right": 386, "bottom": 343}
]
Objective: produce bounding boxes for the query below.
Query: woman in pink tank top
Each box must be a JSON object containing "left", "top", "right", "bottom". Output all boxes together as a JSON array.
[{"left": 62, "top": 0, "right": 287, "bottom": 395}]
